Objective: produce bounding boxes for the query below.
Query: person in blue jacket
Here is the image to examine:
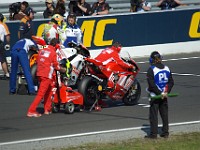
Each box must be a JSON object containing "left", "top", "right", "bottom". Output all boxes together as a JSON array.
[
  {"left": 9, "top": 38, "right": 38, "bottom": 95},
  {"left": 145, "top": 51, "right": 174, "bottom": 139},
  {"left": 62, "top": 14, "right": 82, "bottom": 47}
]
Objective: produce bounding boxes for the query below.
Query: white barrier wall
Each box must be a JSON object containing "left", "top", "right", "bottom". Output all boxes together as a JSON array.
[{"left": 90, "top": 40, "right": 200, "bottom": 58}]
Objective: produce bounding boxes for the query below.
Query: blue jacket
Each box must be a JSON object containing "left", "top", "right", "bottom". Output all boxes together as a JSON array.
[
  {"left": 63, "top": 23, "right": 82, "bottom": 47},
  {"left": 12, "top": 38, "right": 37, "bottom": 53}
]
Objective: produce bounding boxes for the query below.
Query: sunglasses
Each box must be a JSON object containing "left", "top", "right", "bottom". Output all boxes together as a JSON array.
[{"left": 46, "top": 2, "right": 52, "bottom": 4}]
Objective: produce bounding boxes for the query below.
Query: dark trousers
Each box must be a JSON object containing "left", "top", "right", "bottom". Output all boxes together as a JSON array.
[
  {"left": 0, "top": 42, "right": 6, "bottom": 63},
  {"left": 149, "top": 98, "right": 169, "bottom": 136}
]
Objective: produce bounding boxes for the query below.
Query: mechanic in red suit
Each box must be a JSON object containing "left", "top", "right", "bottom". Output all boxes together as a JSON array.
[
  {"left": 95, "top": 42, "right": 135, "bottom": 89},
  {"left": 27, "top": 38, "right": 66, "bottom": 117}
]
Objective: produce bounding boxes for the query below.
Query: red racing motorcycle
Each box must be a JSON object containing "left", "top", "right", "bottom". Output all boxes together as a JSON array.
[{"left": 78, "top": 51, "right": 141, "bottom": 106}]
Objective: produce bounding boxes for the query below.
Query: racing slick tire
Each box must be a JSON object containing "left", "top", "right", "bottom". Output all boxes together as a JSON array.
[{"left": 78, "top": 76, "right": 99, "bottom": 106}]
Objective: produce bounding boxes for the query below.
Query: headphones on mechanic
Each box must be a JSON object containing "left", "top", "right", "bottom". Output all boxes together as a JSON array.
[{"left": 149, "top": 51, "right": 162, "bottom": 64}]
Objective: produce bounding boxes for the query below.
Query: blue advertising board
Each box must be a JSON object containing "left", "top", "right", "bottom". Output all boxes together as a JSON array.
[{"left": 6, "top": 8, "right": 200, "bottom": 50}]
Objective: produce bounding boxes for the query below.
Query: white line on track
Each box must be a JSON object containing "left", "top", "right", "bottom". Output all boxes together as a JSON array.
[
  {"left": 137, "top": 56, "right": 200, "bottom": 64},
  {"left": 140, "top": 72, "right": 200, "bottom": 77},
  {"left": 1, "top": 120, "right": 200, "bottom": 146},
  {"left": 136, "top": 56, "right": 200, "bottom": 77},
  {"left": 137, "top": 103, "right": 150, "bottom": 108},
  {"left": 172, "top": 73, "right": 200, "bottom": 77},
  {"left": 140, "top": 71, "right": 200, "bottom": 77},
  {"left": 137, "top": 103, "right": 147, "bottom": 106}
]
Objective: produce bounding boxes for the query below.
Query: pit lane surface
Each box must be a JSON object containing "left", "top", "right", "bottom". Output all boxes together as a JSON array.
[{"left": 0, "top": 52, "right": 200, "bottom": 145}]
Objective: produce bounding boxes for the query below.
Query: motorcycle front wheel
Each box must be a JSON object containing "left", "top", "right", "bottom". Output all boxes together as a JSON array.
[
  {"left": 78, "top": 76, "right": 99, "bottom": 106},
  {"left": 123, "top": 79, "right": 141, "bottom": 105}
]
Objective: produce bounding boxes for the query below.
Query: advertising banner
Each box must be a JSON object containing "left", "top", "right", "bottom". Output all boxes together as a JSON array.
[{"left": 7, "top": 8, "right": 200, "bottom": 50}]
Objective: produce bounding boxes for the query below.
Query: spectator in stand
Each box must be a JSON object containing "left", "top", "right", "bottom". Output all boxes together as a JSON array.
[
  {"left": 130, "top": 0, "right": 138, "bottom": 12},
  {"left": 130, "top": 0, "right": 151, "bottom": 12},
  {"left": 9, "top": 2, "right": 22, "bottom": 20},
  {"left": 68, "top": 0, "right": 92, "bottom": 16},
  {"left": 54, "top": 0, "right": 66, "bottom": 17},
  {"left": 14, "top": 1, "right": 30, "bottom": 20},
  {"left": 43, "top": 0, "right": 55, "bottom": 18},
  {"left": 0, "top": 13, "right": 10, "bottom": 78},
  {"left": 138, "top": 0, "right": 151, "bottom": 12},
  {"left": 156, "top": 0, "right": 182, "bottom": 10},
  {"left": 91, "top": 0, "right": 110, "bottom": 16},
  {"left": 18, "top": 7, "right": 36, "bottom": 40},
  {"left": 19, "top": 1, "right": 30, "bottom": 15}
]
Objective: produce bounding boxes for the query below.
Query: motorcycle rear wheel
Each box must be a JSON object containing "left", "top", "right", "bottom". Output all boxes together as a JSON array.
[
  {"left": 78, "top": 76, "right": 99, "bottom": 106},
  {"left": 123, "top": 79, "right": 141, "bottom": 105}
]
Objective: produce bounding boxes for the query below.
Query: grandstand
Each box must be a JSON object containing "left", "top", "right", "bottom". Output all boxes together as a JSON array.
[{"left": 0, "top": 0, "right": 200, "bottom": 20}]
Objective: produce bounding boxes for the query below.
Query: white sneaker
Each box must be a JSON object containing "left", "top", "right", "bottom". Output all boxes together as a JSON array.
[
  {"left": 5, "top": 73, "right": 10, "bottom": 78},
  {"left": 27, "top": 112, "right": 42, "bottom": 117}
]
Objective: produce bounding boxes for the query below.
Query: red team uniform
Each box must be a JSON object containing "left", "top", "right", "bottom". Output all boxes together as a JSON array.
[{"left": 27, "top": 45, "right": 61, "bottom": 117}]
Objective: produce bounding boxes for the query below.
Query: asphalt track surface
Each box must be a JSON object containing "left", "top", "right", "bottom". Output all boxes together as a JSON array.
[{"left": 0, "top": 52, "right": 200, "bottom": 149}]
